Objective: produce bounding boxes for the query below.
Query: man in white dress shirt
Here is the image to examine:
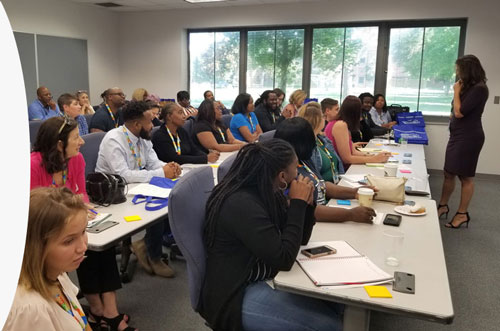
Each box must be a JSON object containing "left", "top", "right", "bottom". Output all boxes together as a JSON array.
[{"left": 96, "top": 100, "right": 181, "bottom": 278}]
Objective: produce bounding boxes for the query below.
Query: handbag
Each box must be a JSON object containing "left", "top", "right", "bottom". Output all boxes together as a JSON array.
[
  {"left": 366, "top": 175, "right": 407, "bottom": 204},
  {"left": 86, "top": 173, "right": 128, "bottom": 206}
]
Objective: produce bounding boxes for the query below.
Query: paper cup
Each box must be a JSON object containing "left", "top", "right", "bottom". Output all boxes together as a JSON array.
[
  {"left": 384, "top": 163, "right": 398, "bottom": 177},
  {"left": 358, "top": 187, "right": 374, "bottom": 207}
]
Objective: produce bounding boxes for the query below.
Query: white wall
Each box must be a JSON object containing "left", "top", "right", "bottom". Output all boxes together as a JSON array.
[
  {"left": 118, "top": 0, "right": 500, "bottom": 175},
  {"left": 2, "top": 0, "right": 120, "bottom": 104}
]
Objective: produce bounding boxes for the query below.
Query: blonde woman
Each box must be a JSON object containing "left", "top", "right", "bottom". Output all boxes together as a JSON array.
[
  {"left": 76, "top": 90, "right": 95, "bottom": 115},
  {"left": 282, "top": 89, "right": 307, "bottom": 118},
  {"left": 4, "top": 187, "right": 90, "bottom": 331},
  {"left": 298, "top": 102, "right": 344, "bottom": 183},
  {"left": 131, "top": 88, "right": 149, "bottom": 101}
]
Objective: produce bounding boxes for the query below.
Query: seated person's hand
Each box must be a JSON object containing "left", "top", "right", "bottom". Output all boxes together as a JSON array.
[
  {"left": 48, "top": 100, "right": 57, "bottom": 110},
  {"left": 163, "top": 162, "right": 181, "bottom": 178},
  {"left": 289, "top": 175, "right": 313, "bottom": 203},
  {"left": 85, "top": 204, "right": 97, "bottom": 220},
  {"left": 348, "top": 206, "right": 376, "bottom": 224},
  {"left": 207, "top": 150, "right": 220, "bottom": 163},
  {"left": 373, "top": 152, "right": 391, "bottom": 163}
]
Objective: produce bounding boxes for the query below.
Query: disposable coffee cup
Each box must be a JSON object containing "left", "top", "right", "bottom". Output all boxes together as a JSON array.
[
  {"left": 358, "top": 188, "right": 374, "bottom": 207},
  {"left": 384, "top": 163, "right": 398, "bottom": 177}
]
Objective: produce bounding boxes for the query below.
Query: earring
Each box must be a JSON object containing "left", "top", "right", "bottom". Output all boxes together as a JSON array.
[{"left": 279, "top": 181, "right": 288, "bottom": 191}]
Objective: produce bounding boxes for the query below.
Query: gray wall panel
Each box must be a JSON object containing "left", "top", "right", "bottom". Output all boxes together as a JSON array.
[
  {"left": 14, "top": 32, "right": 37, "bottom": 105},
  {"left": 36, "top": 34, "right": 89, "bottom": 102}
]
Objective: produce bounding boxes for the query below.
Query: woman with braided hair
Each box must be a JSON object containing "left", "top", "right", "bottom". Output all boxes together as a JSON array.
[{"left": 200, "top": 139, "right": 344, "bottom": 331}]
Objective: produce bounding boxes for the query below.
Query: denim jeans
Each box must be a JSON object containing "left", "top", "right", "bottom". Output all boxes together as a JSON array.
[
  {"left": 242, "top": 281, "right": 344, "bottom": 331},
  {"left": 145, "top": 215, "right": 169, "bottom": 260}
]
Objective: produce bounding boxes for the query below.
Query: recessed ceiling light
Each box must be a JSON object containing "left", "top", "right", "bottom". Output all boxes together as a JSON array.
[{"left": 184, "top": 0, "right": 230, "bottom": 3}]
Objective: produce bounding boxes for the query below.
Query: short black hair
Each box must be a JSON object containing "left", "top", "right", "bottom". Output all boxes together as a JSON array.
[
  {"left": 231, "top": 93, "right": 252, "bottom": 115},
  {"left": 122, "top": 100, "right": 152, "bottom": 122},
  {"left": 177, "top": 90, "right": 190, "bottom": 102},
  {"left": 358, "top": 92, "right": 374, "bottom": 103},
  {"left": 203, "top": 90, "right": 213, "bottom": 99},
  {"left": 274, "top": 117, "right": 316, "bottom": 161}
]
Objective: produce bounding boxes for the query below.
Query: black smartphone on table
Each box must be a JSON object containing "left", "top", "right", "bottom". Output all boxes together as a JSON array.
[{"left": 383, "top": 214, "right": 402, "bottom": 226}]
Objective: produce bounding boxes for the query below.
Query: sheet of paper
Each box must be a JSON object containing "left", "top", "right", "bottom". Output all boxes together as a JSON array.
[
  {"left": 87, "top": 213, "right": 111, "bottom": 228},
  {"left": 127, "top": 183, "right": 172, "bottom": 198}
]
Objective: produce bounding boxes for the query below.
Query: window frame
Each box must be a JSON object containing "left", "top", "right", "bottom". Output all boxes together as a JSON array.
[{"left": 188, "top": 18, "right": 466, "bottom": 118}]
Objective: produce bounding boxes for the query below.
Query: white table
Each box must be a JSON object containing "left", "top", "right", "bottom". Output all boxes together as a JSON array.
[
  {"left": 87, "top": 152, "right": 237, "bottom": 251},
  {"left": 274, "top": 199, "right": 454, "bottom": 331}
]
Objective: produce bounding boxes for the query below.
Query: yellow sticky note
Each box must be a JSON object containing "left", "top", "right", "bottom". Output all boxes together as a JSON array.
[
  {"left": 124, "top": 215, "right": 142, "bottom": 222},
  {"left": 375, "top": 144, "right": 383, "bottom": 146},
  {"left": 391, "top": 152, "right": 399, "bottom": 155},
  {"left": 364, "top": 286, "right": 392, "bottom": 298}
]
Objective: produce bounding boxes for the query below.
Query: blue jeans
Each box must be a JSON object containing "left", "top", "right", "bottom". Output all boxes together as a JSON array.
[
  {"left": 242, "top": 281, "right": 344, "bottom": 331},
  {"left": 145, "top": 216, "right": 169, "bottom": 260}
]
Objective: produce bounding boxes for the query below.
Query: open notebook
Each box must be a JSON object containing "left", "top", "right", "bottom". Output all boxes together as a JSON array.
[{"left": 297, "top": 241, "right": 393, "bottom": 286}]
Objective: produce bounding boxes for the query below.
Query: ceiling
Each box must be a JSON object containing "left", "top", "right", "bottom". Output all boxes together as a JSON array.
[{"left": 67, "top": 0, "right": 320, "bottom": 12}]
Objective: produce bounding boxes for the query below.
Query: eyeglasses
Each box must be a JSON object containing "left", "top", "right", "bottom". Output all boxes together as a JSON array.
[
  {"left": 109, "top": 92, "right": 126, "bottom": 98},
  {"left": 77, "top": 90, "right": 88, "bottom": 94},
  {"left": 58, "top": 116, "right": 71, "bottom": 134}
]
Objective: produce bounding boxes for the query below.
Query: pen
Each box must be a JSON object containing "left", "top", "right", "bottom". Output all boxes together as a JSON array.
[{"left": 89, "top": 209, "right": 98, "bottom": 215}]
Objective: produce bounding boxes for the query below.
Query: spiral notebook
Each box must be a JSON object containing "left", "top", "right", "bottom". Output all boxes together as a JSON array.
[{"left": 296, "top": 241, "right": 393, "bottom": 286}]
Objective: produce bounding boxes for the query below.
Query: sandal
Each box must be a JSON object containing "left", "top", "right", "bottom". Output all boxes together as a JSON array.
[
  {"left": 101, "top": 315, "right": 138, "bottom": 331},
  {"left": 437, "top": 204, "right": 449, "bottom": 219},
  {"left": 87, "top": 311, "right": 103, "bottom": 331}
]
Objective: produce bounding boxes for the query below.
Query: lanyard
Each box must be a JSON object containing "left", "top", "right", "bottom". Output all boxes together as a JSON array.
[
  {"left": 55, "top": 293, "right": 87, "bottom": 330},
  {"left": 166, "top": 126, "right": 181, "bottom": 155},
  {"left": 247, "top": 114, "right": 254, "bottom": 133},
  {"left": 298, "top": 162, "right": 320, "bottom": 182},
  {"left": 52, "top": 169, "right": 67, "bottom": 187},
  {"left": 105, "top": 103, "right": 118, "bottom": 128},
  {"left": 123, "top": 127, "right": 143, "bottom": 169},
  {"left": 271, "top": 113, "right": 276, "bottom": 123},
  {"left": 217, "top": 127, "right": 226, "bottom": 143},
  {"left": 317, "top": 138, "right": 338, "bottom": 183}
]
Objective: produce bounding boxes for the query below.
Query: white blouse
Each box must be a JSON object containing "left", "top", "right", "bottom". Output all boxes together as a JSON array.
[
  {"left": 369, "top": 107, "right": 393, "bottom": 126},
  {"left": 4, "top": 273, "right": 87, "bottom": 331}
]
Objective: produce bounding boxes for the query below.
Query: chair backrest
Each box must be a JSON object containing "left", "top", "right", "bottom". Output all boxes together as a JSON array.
[
  {"left": 183, "top": 117, "right": 195, "bottom": 139},
  {"left": 168, "top": 166, "right": 214, "bottom": 311},
  {"left": 84, "top": 114, "right": 93, "bottom": 127},
  {"left": 221, "top": 114, "right": 232, "bottom": 129},
  {"left": 259, "top": 129, "right": 275, "bottom": 142},
  {"left": 217, "top": 153, "right": 237, "bottom": 183},
  {"left": 29, "top": 120, "right": 43, "bottom": 143},
  {"left": 80, "top": 132, "right": 106, "bottom": 176}
]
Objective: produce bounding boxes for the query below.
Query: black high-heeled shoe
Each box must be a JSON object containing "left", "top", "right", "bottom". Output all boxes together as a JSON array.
[
  {"left": 445, "top": 212, "right": 470, "bottom": 229},
  {"left": 437, "top": 204, "right": 449, "bottom": 219}
]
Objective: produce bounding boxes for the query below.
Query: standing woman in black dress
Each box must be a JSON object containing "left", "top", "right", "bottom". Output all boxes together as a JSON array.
[{"left": 438, "top": 55, "right": 489, "bottom": 228}]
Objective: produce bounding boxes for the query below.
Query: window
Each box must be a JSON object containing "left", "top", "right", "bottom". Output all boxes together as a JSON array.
[
  {"left": 310, "top": 27, "right": 378, "bottom": 102},
  {"left": 189, "top": 31, "right": 240, "bottom": 108},
  {"left": 386, "top": 26, "right": 461, "bottom": 115},
  {"left": 188, "top": 20, "right": 464, "bottom": 116},
  {"left": 247, "top": 29, "right": 304, "bottom": 100}
]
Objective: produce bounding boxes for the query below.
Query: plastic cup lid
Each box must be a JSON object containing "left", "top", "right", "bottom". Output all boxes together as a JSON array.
[{"left": 358, "top": 188, "right": 374, "bottom": 195}]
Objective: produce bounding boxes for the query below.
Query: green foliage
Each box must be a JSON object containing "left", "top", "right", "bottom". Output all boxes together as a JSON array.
[{"left": 390, "top": 27, "right": 460, "bottom": 84}]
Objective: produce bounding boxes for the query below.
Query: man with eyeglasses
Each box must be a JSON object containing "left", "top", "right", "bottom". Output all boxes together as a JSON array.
[
  {"left": 28, "top": 86, "right": 63, "bottom": 121},
  {"left": 89, "top": 87, "right": 126, "bottom": 133}
]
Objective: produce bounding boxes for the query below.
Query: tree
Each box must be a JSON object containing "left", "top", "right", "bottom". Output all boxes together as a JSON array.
[{"left": 390, "top": 27, "right": 460, "bottom": 92}]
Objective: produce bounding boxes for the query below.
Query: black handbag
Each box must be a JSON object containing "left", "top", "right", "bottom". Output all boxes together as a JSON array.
[
  {"left": 86, "top": 173, "right": 128, "bottom": 206},
  {"left": 387, "top": 104, "right": 410, "bottom": 122}
]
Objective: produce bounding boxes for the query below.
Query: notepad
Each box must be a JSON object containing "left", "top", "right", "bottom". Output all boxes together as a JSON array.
[
  {"left": 364, "top": 286, "right": 392, "bottom": 298},
  {"left": 87, "top": 213, "right": 111, "bottom": 228},
  {"left": 124, "top": 215, "right": 142, "bottom": 222},
  {"left": 297, "top": 241, "right": 393, "bottom": 286}
]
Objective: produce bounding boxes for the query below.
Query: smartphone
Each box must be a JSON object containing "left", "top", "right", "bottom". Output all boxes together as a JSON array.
[
  {"left": 383, "top": 214, "right": 402, "bottom": 227},
  {"left": 301, "top": 245, "right": 337, "bottom": 258}
]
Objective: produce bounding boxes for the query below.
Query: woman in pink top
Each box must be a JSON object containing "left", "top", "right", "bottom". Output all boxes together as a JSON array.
[
  {"left": 31, "top": 117, "right": 136, "bottom": 331},
  {"left": 325, "top": 96, "right": 390, "bottom": 168}
]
